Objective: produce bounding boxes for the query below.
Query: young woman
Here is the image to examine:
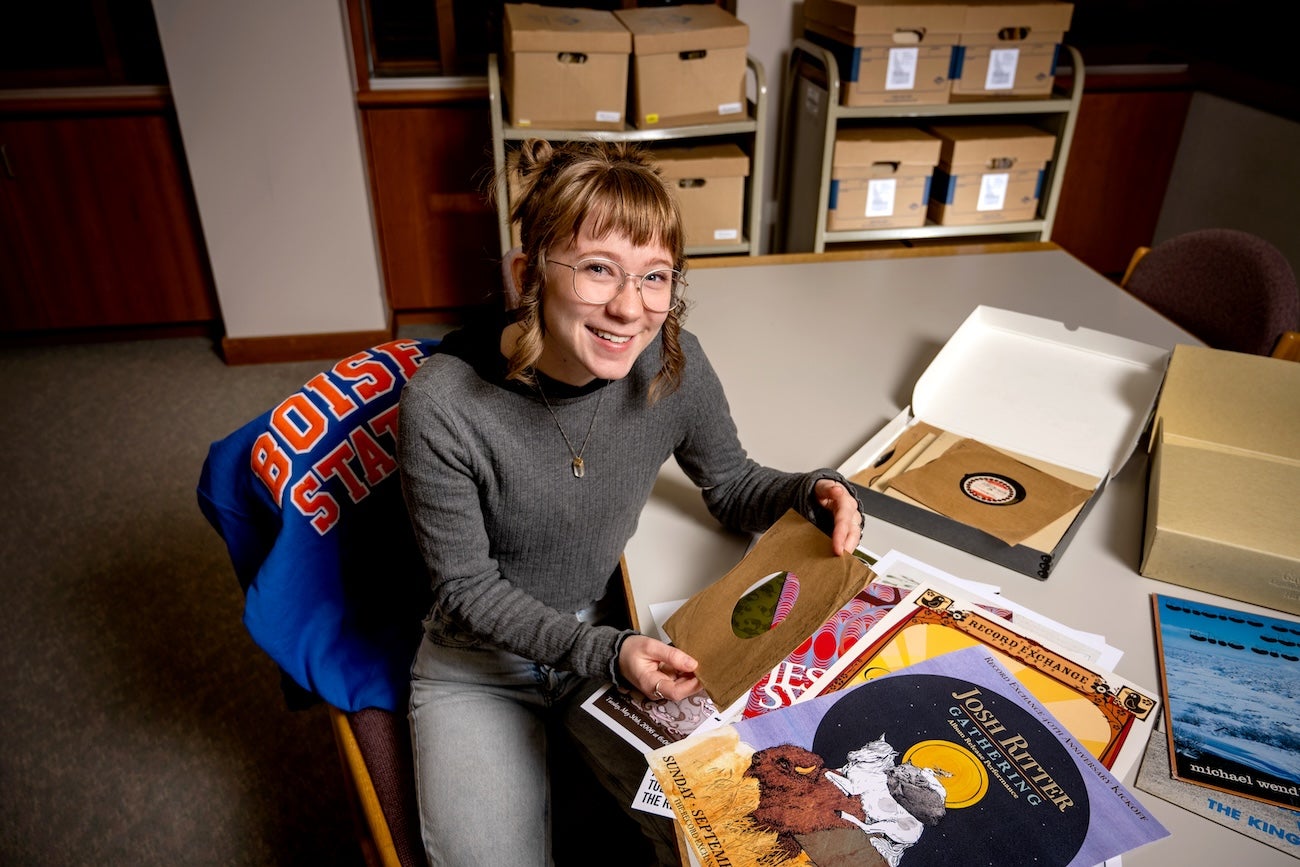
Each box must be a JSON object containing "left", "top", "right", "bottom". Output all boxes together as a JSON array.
[{"left": 397, "top": 138, "right": 863, "bottom": 865}]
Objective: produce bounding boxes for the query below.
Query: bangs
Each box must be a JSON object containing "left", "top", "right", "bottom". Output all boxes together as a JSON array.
[{"left": 571, "top": 166, "right": 683, "bottom": 259}]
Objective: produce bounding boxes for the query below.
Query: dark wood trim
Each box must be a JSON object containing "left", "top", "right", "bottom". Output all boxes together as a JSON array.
[
  {"left": 0, "top": 88, "right": 171, "bottom": 114},
  {"left": 356, "top": 86, "right": 489, "bottom": 108},
  {"left": 220, "top": 328, "right": 394, "bottom": 365},
  {"left": 0, "top": 321, "right": 218, "bottom": 348},
  {"left": 343, "top": 0, "right": 372, "bottom": 93},
  {"left": 687, "top": 241, "right": 1059, "bottom": 269},
  {"left": 393, "top": 309, "right": 483, "bottom": 330}
]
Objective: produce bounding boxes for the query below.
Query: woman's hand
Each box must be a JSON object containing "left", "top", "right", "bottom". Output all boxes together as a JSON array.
[
  {"left": 815, "top": 478, "right": 864, "bottom": 557},
  {"left": 618, "top": 634, "right": 700, "bottom": 702}
]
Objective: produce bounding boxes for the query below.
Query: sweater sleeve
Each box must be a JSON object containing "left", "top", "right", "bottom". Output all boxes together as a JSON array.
[{"left": 671, "top": 335, "right": 860, "bottom": 535}]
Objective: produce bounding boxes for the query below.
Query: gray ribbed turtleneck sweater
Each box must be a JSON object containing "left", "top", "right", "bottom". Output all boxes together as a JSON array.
[{"left": 397, "top": 317, "right": 844, "bottom": 683}]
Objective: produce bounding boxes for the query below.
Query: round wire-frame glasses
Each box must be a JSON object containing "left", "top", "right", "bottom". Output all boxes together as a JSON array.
[{"left": 551, "top": 257, "right": 686, "bottom": 313}]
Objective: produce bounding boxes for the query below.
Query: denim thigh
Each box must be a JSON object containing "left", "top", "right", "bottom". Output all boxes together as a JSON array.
[{"left": 409, "top": 620, "right": 584, "bottom": 867}]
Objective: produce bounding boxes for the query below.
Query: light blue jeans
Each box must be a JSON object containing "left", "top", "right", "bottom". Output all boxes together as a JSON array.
[{"left": 409, "top": 608, "right": 593, "bottom": 867}]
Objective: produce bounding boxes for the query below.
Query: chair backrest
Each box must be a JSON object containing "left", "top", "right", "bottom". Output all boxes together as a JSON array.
[{"left": 1121, "top": 228, "right": 1300, "bottom": 356}]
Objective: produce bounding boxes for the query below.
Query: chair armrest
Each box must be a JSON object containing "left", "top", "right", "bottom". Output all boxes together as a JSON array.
[
  {"left": 1272, "top": 330, "right": 1300, "bottom": 362},
  {"left": 330, "top": 705, "right": 403, "bottom": 867},
  {"left": 1119, "top": 245, "right": 1150, "bottom": 289}
]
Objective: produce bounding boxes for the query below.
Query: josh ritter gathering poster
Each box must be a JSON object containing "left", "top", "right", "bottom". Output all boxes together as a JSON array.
[{"left": 647, "top": 647, "right": 1168, "bottom": 867}]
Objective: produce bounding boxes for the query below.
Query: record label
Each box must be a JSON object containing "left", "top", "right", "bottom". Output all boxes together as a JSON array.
[{"left": 960, "top": 472, "right": 1025, "bottom": 505}]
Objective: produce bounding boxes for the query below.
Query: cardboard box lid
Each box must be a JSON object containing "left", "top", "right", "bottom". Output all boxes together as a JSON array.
[
  {"left": 929, "top": 124, "right": 1056, "bottom": 167},
  {"left": 1150, "top": 344, "right": 1300, "bottom": 464},
  {"left": 613, "top": 4, "right": 748, "bottom": 54},
  {"left": 804, "top": 0, "right": 967, "bottom": 34},
  {"left": 651, "top": 143, "right": 750, "bottom": 179},
  {"left": 907, "top": 306, "right": 1169, "bottom": 478},
  {"left": 833, "top": 127, "right": 943, "bottom": 168},
  {"left": 962, "top": 0, "right": 1074, "bottom": 34},
  {"left": 504, "top": 3, "right": 631, "bottom": 54}
]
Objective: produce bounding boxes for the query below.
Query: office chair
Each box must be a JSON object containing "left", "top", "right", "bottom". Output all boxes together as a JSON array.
[
  {"left": 1119, "top": 228, "right": 1300, "bottom": 358},
  {"left": 198, "top": 338, "right": 442, "bottom": 867}
]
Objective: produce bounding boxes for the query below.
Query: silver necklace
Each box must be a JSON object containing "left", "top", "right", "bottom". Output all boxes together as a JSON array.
[{"left": 537, "top": 380, "right": 606, "bottom": 478}]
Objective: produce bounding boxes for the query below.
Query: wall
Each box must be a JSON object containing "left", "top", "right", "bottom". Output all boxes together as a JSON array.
[
  {"left": 734, "top": 0, "right": 799, "bottom": 253},
  {"left": 1156, "top": 93, "right": 1300, "bottom": 270},
  {"left": 150, "top": 0, "right": 386, "bottom": 340},
  {"left": 147, "top": 1, "right": 1298, "bottom": 339}
]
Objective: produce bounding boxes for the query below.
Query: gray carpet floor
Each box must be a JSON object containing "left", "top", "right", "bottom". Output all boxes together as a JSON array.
[{"left": 0, "top": 332, "right": 449, "bottom": 865}]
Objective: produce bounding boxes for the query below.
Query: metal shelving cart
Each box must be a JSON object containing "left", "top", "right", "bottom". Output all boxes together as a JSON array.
[{"left": 776, "top": 38, "right": 1084, "bottom": 253}]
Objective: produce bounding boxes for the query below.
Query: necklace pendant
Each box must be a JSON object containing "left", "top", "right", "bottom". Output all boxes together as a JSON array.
[{"left": 572, "top": 457, "right": 585, "bottom": 479}]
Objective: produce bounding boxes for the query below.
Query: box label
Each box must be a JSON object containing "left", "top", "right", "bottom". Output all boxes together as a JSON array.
[
  {"left": 595, "top": 110, "right": 622, "bottom": 123},
  {"left": 718, "top": 101, "right": 743, "bottom": 116},
  {"left": 985, "top": 48, "right": 1020, "bottom": 90},
  {"left": 977, "top": 173, "right": 1010, "bottom": 211},
  {"left": 866, "top": 178, "right": 898, "bottom": 217},
  {"left": 886, "top": 47, "right": 919, "bottom": 91}
]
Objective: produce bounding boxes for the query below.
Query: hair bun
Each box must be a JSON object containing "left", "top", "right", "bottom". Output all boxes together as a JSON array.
[{"left": 513, "top": 138, "right": 555, "bottom": 183}]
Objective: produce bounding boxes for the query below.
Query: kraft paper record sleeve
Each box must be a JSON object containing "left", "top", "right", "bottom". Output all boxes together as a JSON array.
[
  {"left": 663, "top": 509, "right": 874, "bottom": 709},
  {"left": 887, "top": 437, "right": 1094, "bottom": 546}
]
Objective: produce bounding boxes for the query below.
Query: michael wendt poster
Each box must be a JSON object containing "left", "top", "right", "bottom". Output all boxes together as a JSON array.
[{"left": 1152, "top": 594, "right": 1300, "bottom": 812}]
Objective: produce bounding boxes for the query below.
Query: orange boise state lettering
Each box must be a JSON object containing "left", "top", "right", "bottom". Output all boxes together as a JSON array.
[
  {"left": 249, "top": 339, "right": 436, "bottom": 534},
  {"left": 272, "top": 393, "right": 329, "bottom": 454},
  {"left": 251, "top": 431, "right": 292, "bottom": 505},
  {"left": 350, "top": 425, "right": 399, "bottom": 486},
  {"left": 291, "top": 472, "right": 341, "bottom": 535},
  {"left": 316, "top": 440, "right": 370, "bottom": 504},
  {"left": 372, "top": 339, "right": 425, "bottom": 379},
  {"left": 335, "top": 352, "right": 396, "bottom": 403},
  {"left": 370, "top": 404, "right": 400, "bottom": 441},
  {"left": 305, "top": 372, "right": 359, "bottom": 419}
]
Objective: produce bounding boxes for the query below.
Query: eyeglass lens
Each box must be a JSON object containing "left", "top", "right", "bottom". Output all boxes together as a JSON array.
[{"left": 570, "top": 258, "right": 682, "bottom": 312}]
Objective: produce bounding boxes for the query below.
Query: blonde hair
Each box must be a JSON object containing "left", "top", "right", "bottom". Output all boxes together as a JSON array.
[{"left": 498, "top": 139, "right": 688, "bottom": 403}]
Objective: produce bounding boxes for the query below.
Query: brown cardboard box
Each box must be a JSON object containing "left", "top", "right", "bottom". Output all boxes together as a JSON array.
[
  {"left": 1140, "top": 344, "right": 1300, "bottom": 615},
  {"left": 503, "top": 4, "right": 631, "bottom": 130},
  {"left": 802, "top": 0, "right": 964, "bottom": 106},
  {"left": 651, "top": 144, "right": 750, "bottom": 248},
  {"left": 951, "top": 0, "right": 1074, "bottom": 97},
  {"left": 827, "top": 127, "right": 942, "bottom": 230},
  {"left": 614, "top": 5, "right": 749, "bottom": 129},
  {"left": 926, "top": 123, "right": 1055, "bottom": 225}
]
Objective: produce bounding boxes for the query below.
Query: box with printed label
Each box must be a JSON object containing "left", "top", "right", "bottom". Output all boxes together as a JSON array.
[
  {"left": 827, "top": 127, "right": 942, "bottom": 230},
  {"left": 951, "top": 0, "right": 1073, "bottom": 97},
  {"left": 503, "top": 4, "right": 631, "bottom": 131},
  {"left": 803, "top": 0, "right": 965, "bottom": 106},
  {"left": 926, "top": 123, "right": 1055, "bottom": 225},
  {"left": 1140, "top": 344, "right": 1300, "bottom": 615},
  {"left": 614, "top": 5, "right": 749, "bottom": 129},
  {"left": 837, "top": 305, "right": 1169, "bottom": 580},
  {"left": 651, "top": 144, "right": 750, "bottom": 248}
]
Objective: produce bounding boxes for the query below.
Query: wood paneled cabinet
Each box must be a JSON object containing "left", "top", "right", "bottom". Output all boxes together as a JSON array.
[
  {"left": 0, "top": 102, "right": 216, "bottom": 332},
  {"left": 360, "top": 98, "right": 501, "bottom": 314},
  {"left": 1049, "top": 70, "right": 1192, "bottom": 279}
]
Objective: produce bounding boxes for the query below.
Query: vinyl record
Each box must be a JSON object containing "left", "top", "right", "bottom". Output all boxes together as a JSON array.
[{"left": 812, "top": 672, "right": 1091, "bottom": 865}]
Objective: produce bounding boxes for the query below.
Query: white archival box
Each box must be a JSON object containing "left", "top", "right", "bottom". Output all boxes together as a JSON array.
[{"left": 839, "top": 305, "right": 1170, "bottom": 578}]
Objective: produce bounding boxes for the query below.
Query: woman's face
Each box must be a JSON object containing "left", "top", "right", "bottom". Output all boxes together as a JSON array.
[{"left": 531, "top": 223, "right": 674, "bottom": 386}]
